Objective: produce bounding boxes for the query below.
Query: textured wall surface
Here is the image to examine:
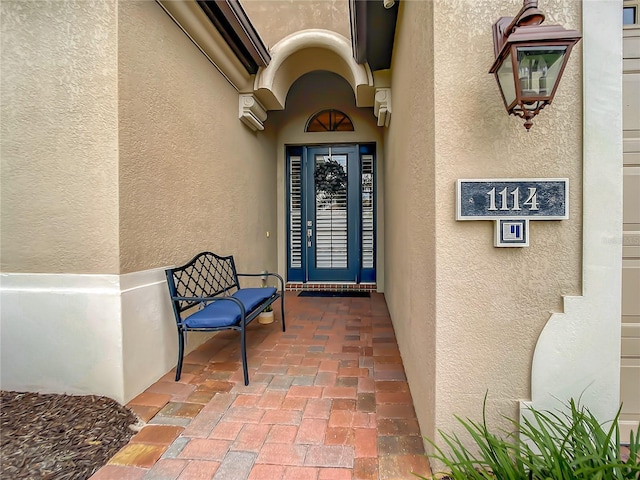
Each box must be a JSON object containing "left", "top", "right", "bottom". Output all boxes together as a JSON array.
[
  {"left": 385, "top": 0, "right": 583, "bottom": 451},
  {"left": 240, "top": 0, "right": 350, "bottom": 50},
  {"left": 1, "top": 0, "right": 120, "bottom": 274},
  {"left": 384, "top": 0, "right": 438, "bottom": 443},
  {"left": 1, "top": 273, "right": 125, "bottom": 401},
  {"left": 431, "top": 0, "right": 582, "bottom": 436},
  {"left": 118, "top": 1, "right": 278, "bottom": 276}
]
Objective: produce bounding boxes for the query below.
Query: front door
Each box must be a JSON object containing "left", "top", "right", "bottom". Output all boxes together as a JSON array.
[{"left": 287, "top": 144, "right": 376, "bottom": 284}]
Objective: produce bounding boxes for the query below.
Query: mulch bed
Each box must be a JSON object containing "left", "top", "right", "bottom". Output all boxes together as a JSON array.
[{"left": 1, "top": 391, "right": 140, "bottom": 480}]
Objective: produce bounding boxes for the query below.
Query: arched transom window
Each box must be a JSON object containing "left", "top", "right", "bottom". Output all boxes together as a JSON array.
[{"left": 305, "top": 109, "right": 354, "bottom": 132}]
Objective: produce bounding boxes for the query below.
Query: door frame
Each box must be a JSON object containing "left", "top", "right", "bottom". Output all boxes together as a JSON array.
[{"left": 286, "top": 143, "right": 376, "bottom": 284}]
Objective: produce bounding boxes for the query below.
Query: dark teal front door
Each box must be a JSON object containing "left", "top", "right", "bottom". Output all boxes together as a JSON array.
[{"left": 286, "top": 144, "right": 376, "bottom": 284}]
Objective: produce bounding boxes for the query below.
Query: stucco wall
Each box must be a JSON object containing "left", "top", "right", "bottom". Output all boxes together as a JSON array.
[
  {"left": 386, "top": 0, "right": 582, "bottom": 448},
  {"left": 1, "top": 0, "right": 120, "bottom": 274},
  {"left": 240, "top": 0, "right": 350, "bottom": 50},
  {"left": 384, "top": 0, "right": 438, "bottom": 442},
  {"left": 118, "top": 1, "right": 278, "bottom": 276},
  {"left": 1, "top": 273, "right": 125, "bottom": 401},
  {"left": 1, "top": 0, "right": 280, "bottom": 403}
]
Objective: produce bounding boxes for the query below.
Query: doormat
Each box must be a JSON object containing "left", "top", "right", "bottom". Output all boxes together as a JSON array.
[{"left": 298, "top": 291, "right": 370, "bottom": 298}]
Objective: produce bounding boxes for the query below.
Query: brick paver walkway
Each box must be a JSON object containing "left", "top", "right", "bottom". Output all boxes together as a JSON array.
[{"left": 90, "top": 292, "right": 430, "bottom": 480}]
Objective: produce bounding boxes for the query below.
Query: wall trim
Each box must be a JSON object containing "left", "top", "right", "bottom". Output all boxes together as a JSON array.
[
  {"left": 120, "top": 266, "right": 168, "bottom": 293},
  {"left": 1, "top": 268, "right": 211, "bottom": 404},
  {"left": 1, "top": 272, "right": 125, "bottom": 402},
  {"left": 0, "top": 272, "right": 120, "bottom": 293},
  {"left": 523, "top": 0, "right": 623, "bottom": 422}
]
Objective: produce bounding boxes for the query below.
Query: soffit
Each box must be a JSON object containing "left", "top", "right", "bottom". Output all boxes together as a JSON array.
[
  {"left": 157, "top": 0, "right": 269, "bottom": 90},
  {"left": 197, "top": 0, "right": 270, "bottom": 74},
  {"left": 158, "top": 0, "right": 389, "bottom": 128},
  {"left": 350, "top": 0, "right": 399, "bottom": 71}
]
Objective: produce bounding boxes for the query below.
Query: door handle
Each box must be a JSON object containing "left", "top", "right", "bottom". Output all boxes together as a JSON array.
[{"left": 307, "top": 228, "right": 313, "bottom": 247}]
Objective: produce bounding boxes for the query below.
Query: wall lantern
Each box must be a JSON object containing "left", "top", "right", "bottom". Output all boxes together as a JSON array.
[{"left": 489, "top": 0, "right": 581, "bottom": 130}]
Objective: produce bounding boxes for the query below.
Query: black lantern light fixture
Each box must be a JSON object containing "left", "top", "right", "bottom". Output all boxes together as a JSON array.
[{"left": 489, "top": 0, "right": 582, "bottom": 130}]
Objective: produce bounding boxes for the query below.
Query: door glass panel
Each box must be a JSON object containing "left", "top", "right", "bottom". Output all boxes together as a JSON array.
[
  {"left": 289, "top": 156, "right": 302, "bottom": 268},
  {"left": 361, "top": 155, "right": 374, "bottom": 268},
  {"left": 314, "top": 154, "right": 348, "bottom": 268}
]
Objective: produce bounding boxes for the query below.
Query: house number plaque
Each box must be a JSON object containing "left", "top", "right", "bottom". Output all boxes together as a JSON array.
[{"left": 456, "top": 178, "right": 568, "bottom": 247}]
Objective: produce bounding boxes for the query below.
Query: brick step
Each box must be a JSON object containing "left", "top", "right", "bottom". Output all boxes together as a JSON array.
[{"left": 285, "top": 282, "right": 376, "bottom": 292}]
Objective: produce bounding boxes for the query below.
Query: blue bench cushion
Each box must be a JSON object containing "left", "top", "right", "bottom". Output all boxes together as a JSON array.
[
  {"left": 232, "top": 287, "right": 276, "bottom": 311},
  {"left": 184, "top": 287, "right": 277, "bottom": 328}
]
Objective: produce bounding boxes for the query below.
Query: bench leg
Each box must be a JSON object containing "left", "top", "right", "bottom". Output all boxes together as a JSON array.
[
  {"left": 241, "top": 326, "right": 249, "bottom": 385},
  {"left": 280, "top": 294, "right": 286, "bottom": 332},
  {"left": 176, "top": 329, "right": 185, "bottom": 381}
]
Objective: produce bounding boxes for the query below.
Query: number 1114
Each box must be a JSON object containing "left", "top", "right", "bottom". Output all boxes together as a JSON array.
[{"left": 487, "top": 187, "right": 539, "bottom": 211}]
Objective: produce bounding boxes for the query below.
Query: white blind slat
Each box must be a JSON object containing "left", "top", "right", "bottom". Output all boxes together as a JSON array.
[
  {"left": 289, "top": 156, "right": 302, "bottom": 268},
  {"left": 362, "top": 155, "right": 374, "bottom": 268}
]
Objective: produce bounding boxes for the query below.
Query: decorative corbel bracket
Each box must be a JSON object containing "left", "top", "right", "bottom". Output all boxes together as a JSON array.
[
  {"left": 374, "top": 88, "right": 392, "bottom": 127},
  {"left": 239, "top": 94, "right": 267, "bottom": 131}
]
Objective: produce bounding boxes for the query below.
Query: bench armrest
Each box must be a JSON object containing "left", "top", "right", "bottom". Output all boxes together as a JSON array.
[
  {"left": 237, "top": 272, "right": 285, "bottom": 289},
  {"left": 171, "top": 295, "right": 246, "bottom": 314},
  {"left": 172, "top": 295, "right": 234, "bottom": 302}
]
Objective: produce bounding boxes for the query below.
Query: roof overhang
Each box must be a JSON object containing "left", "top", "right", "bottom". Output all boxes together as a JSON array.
[
  {"left": 197, "top": 0, "right": 270, "bottom": 74},
  {"left": 158, "top": 0, "right": 394, "bottom": 129},
  {"left": 349, "top": 0, "right": 399, "bottom": 71},
  {"left": 157, "top": 0, "right": 269, "bottom": 91}
]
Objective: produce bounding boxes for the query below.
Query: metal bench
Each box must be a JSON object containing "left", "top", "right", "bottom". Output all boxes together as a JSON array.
[{"left": 165, "top": 251, "right": 285, "bottom": 385}]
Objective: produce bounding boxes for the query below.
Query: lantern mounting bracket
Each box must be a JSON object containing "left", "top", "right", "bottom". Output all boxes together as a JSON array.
[{"left": 493, "top": 0, "right": 546, "bottom": 57}]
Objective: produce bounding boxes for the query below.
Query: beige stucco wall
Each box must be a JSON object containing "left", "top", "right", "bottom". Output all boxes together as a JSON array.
[
  {"left": 384, "top": 0, "right": 438, "bottom": 442},
  {"left": 118, "top": 1, "right": 278, "bottom": 276},
  {"left": 1, "top": 0, "right": 279, "bottom": 277},
  {"left": 1, "top": 0, "right": 280, "bottom": 403},
  {"left": 1, "top": 0, "right": 120, "bottom": 274},
  {"left": 386, "top": 0, "right": 582, "bottom": 448},
  {"left": 240, "top": 0, "right": 350, "bottom": 50}
]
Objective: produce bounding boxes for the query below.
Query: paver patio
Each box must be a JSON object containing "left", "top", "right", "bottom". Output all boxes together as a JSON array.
[{"left": 89, "top": 292, "right": 431, "bottom": 480}]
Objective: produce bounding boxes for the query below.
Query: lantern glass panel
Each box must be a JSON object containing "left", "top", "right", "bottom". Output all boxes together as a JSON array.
[
  {"left": 497, "top": 51, "right": 517, "bottom": 107},
  {"left": 516, "top": 46, "right": 567, "bottom": 98}
]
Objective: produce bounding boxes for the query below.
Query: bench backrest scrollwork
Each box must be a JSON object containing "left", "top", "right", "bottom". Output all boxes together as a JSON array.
[{"left": 165, "top": 252, "right": 240, "bottom": 314}]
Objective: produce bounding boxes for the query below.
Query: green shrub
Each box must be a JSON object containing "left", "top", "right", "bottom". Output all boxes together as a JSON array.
[{"left": 416, "top": 395, "right": 639, "bottom": 480}]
